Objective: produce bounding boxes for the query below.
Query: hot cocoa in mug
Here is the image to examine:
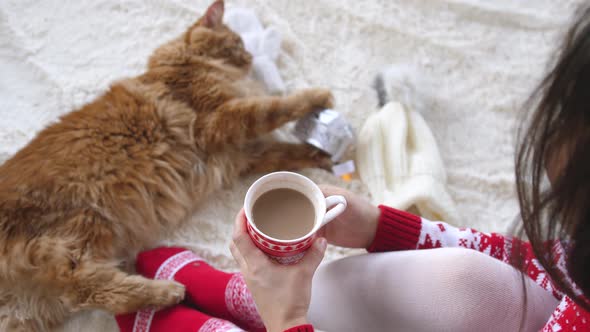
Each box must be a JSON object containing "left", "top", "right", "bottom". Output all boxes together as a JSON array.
[{"left": 244, "top": 172, "right": 347, "bottom": 264}]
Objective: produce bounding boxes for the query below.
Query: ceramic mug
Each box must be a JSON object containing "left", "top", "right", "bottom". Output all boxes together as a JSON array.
[{"left": 244, "top": 171, "right": 347, "bottom": 264}]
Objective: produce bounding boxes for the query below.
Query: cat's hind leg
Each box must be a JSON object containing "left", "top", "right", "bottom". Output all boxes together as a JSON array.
[
  {"left": 241, "top": 142, "right": 333, "bottom": 175},
  {"left": 0, "top": 288, "right": 63, "bottom": 332},
  {"left": 66, "top": 260, "right": 185, "bottom": 314}
]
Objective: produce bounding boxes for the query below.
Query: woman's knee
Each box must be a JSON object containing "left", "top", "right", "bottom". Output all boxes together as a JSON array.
[{"left": 373, "top": 248, "right": 527, "bottom": 331}]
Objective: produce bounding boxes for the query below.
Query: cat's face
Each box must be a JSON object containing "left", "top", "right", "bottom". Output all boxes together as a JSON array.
[{"left": 186, "top": 0, "right": 252, "bottom": 70}]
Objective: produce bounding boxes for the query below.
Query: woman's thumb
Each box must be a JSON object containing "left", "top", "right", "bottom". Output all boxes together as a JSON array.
[{"left": 301, "top": 237, "right": 327, "bottom": 273}]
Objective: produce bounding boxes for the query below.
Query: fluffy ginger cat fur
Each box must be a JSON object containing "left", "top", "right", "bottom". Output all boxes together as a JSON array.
[{"left": 0, "top": 1, "right": 333, "bottom": 330}]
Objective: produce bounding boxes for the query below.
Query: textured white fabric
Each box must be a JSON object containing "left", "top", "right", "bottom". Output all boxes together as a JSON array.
[
  {"left": 309, "top": 248, "right": 559, "bottom": 332},
  {"left": 356, "top": 99, "right": 460, "bottom": 223},
  {"left": 1, "top": 1, "right": 584, "bottom": 330},
  {"left": 224, "top": 8, "right": 285, "bottom": 94}
]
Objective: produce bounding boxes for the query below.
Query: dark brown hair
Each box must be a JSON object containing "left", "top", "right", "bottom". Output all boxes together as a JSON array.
[{"left": 516, "top": 4, "right": 590, "bottom": 311}]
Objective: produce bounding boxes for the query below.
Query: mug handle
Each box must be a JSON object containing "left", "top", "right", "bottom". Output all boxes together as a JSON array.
[{"left": 321, "top": 195, "right": 347, "bottom": 227}]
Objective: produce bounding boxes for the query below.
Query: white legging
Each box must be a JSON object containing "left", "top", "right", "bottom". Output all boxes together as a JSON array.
[{"left": 308, "top": 248, "right": 559, "bottom": 332}]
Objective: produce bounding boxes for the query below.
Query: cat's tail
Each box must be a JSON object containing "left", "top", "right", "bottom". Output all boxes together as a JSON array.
[{"left": 373, "top": 64, "right": 428, "bottom": 112}]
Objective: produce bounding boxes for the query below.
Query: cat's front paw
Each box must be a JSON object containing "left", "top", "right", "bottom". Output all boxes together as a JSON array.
[
  {"left": 147, "top": 280, "right": 186, "bottom": 309},
  {"left": 300, "top": 88, "right": 334, "bottom": 111}
]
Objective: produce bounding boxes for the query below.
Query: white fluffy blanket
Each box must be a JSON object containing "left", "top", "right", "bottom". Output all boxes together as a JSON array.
[{"left": 0, "top": 0, "right": 582, "bottom": 330}]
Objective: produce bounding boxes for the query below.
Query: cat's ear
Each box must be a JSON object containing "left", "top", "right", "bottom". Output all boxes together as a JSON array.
[{"left": 199, "top": 0, "right": 224, "bottom": 29}]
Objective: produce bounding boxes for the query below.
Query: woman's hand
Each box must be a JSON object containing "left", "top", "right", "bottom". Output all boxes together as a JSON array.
[
  {"left": 318, "top": 185, "right": 381, "bottom": 249},
  {"left": 230, "top": 210, "right": 327, "bottom": 332}
]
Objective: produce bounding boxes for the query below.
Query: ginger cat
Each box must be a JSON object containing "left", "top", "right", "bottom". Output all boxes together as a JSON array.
[{"left": 0, "top": 1, "right": 333, "bottom": 330}]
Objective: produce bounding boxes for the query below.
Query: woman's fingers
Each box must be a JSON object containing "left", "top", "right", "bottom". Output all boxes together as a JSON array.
[
  {"left": 299, "top": 237, "right": 327, "bottom": 275},
  {"left": 231, "top": 209, "right": 269, "bottom": 267},
  {"left": 229, "top": 241, "right": 247, "bottom": 269},
  {"left": 319, "top": 184, "right": 345, "bottom": 197}
]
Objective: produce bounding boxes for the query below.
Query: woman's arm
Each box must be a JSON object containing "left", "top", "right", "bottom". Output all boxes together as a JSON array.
[{"left": 368, "top": 205, "right": 512, "bottom": 256}]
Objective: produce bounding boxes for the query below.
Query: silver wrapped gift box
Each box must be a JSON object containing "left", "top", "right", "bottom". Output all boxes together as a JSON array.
[{"left": 294, "top": 109, "right": 355, "bottom": 162}]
